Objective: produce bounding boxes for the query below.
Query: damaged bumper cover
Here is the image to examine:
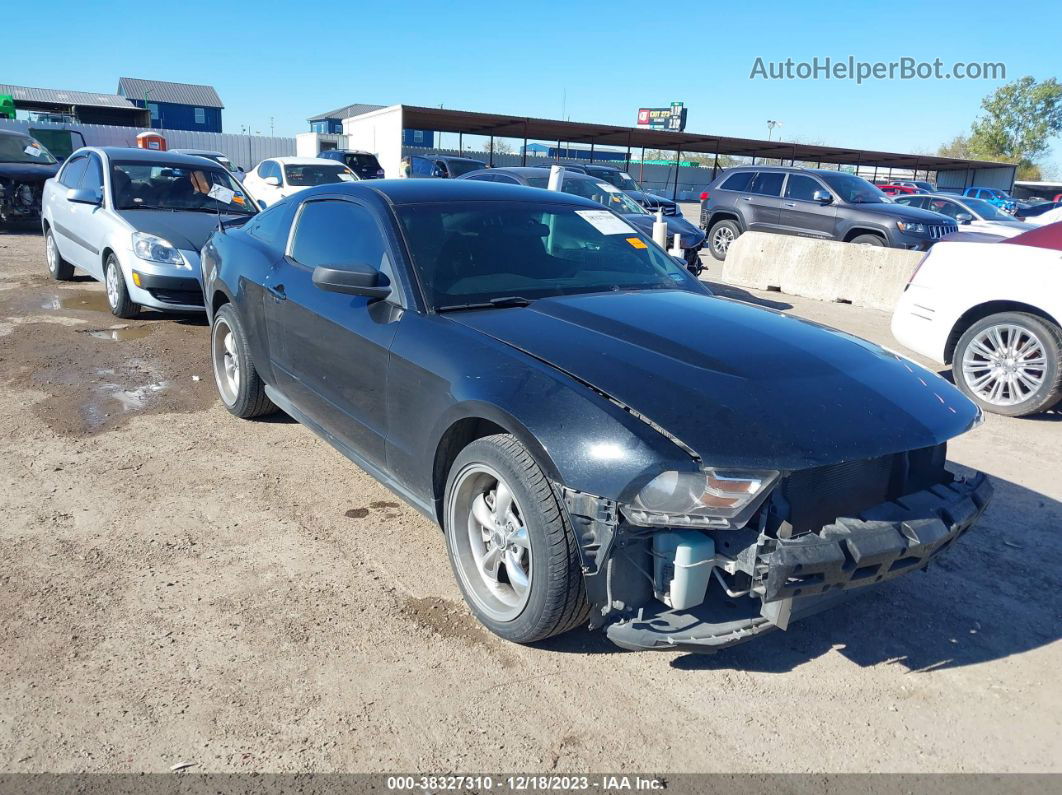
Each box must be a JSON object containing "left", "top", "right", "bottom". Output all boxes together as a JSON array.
[{"left": 605, "top": 473, "right": 992, "bottom": 653}]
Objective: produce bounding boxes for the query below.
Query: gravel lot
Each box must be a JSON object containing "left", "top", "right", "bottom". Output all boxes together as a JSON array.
[{"left": 0, "top": 226, "right": 1058, "bottom": 774}]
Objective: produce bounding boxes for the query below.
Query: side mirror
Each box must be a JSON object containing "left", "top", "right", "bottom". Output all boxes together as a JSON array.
[
  {"left": 955, "top": 212, "right": 974, "bottom": 224},
  {"left": 67, "top": 187, "right": 101, "bottom": 205},
  {"left": 812, "top": 189, "right": 832, "bottom": 204},
  {"left": 264, "top": 176, "right": 281, "bottom": 187},
  {"left": 257, "top": 200, "right": 267, "bottom": 210},
  {"left": 312, "top": 264, "right": 391, "bottom": 299}
]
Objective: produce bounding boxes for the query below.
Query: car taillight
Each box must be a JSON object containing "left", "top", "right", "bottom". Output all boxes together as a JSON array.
[{"left": 700, "top": 191, "right": 710, "bottom": 201}]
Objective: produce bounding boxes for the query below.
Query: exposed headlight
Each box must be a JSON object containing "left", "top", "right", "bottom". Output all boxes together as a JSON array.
[
  {"left": 896, "top": 221, "right": 927, "bottom": 234},
  {"left": 132, "top": 232, "right": 189, "bottom": 269},
  {"left": 623, "top": 468, "right": 779, "bottom": 528}
]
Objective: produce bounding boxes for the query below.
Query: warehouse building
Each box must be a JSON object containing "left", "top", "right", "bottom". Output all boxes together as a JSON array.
[{"left": 117, "top": 77, "right": 224, "bottom": 133}]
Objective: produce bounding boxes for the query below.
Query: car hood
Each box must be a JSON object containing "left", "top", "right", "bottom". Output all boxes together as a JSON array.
[
  {"left": 449, "top": 290, "right": 979, "bottom": 471},
  {"left": 624, "top": 214, "right": 706, "bottom": 247},
  {"left": 115, "top": 210, "right": 241, "bottom": 251},
  {"left": 626, "top": 190, "right": 676, "bottom": 208},
  {"left": 846, "top": 202, "right": 952, "bottom": 223},
  {"left": 0, "top": 162, "right": 61, "bottom": 181}
]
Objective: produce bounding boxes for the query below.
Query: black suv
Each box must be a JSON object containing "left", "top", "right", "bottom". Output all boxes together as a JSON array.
[
  {"left": 317, "top": 149, "right": 385, "bottom": 179},
  {"left": 700, "top": 166, "right": 957, "bottom": 260}
]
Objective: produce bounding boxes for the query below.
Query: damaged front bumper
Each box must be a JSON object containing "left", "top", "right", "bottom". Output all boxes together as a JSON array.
[{"left": 603, "top": 473, "right": 992, "bottom": 653}]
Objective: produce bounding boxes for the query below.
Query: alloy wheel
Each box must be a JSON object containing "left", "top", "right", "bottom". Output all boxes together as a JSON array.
[
  {"left": 961, "top": 323, "right": 1046, "bottom": 407},
  {"left": 448, "top": 464, "right": 532, "bottom": 622},
  {"left": 712, "top": 225, "right": 734, "bottom": 255},
  {"left": 46, "top": 233, "right": 58, "bottom": 274},
  {"left": 105, "top": 262, "right": 121, "bottom": 309},
  {"left": 211, "top": 317, "right": 241, "bottom": 406}
]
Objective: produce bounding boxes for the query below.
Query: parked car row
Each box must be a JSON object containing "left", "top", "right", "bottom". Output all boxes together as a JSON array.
[{"left": 37, "top": 152, "right": 995, "bottom": 654}]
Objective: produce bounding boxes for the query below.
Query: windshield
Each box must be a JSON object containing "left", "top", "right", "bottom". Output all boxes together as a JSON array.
[
  {"left": 111, "top": 162, "right": 254, "bottom": 214},
  {"left": 960, "top": 197, "right": 1011, "bottom": 220},
  {"left": 285, "top": 164, "right": 357, "bottom": 186},
  {"left": 913, "top": 181, "right": 933, "bottom": 192},
  {"left": 819, "top": 173, "right": 888, "bottom": 204},
  {"left": 397, "top": 202, "right": 695, "bottom": 310},
  {"left": 562, "top": 179, "right": 648, "bottom": 215},
  {"left": 445, "top": 159, "right": 486, "bottom": 177},
  {"left": 0, "top": 133, "right": 58, "bottom": 165}
]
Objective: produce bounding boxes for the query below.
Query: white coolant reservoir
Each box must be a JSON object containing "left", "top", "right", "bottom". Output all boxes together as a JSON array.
[{"left": 652, "top": 531, "right": 715, "bottom": 611}]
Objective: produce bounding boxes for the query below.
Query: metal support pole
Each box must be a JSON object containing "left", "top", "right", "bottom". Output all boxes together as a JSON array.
[
  {"left": 712, "top": 152, "right": 719, "bottom": 179},
  {"left": 522, "top": 121, "right": 527, "bottom": 167},
  {"left": 639, "top": 147, "right": 645, "bottom": 183},
  {"left": 625, "top": 131, "right": 632, "bottom": 171},
  {"left": 489, "top": 135, "right": 494, "bottom": 167},
  {"left": 459, "top": 132, "right": 463, "bottom": 155},
  {"left": 589, "top": 141, "right": 595, "bottom": 164},
  {"left": 672, "top": 149, "right": 681, "bottom": 202}
]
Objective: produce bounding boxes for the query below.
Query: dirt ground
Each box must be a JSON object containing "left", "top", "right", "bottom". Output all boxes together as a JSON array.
[{"left": 0, "top": 227, "right": 1059, "bottom": 774}]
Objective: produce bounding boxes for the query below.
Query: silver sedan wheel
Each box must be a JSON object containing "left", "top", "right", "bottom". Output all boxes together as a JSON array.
[
  {"left": 105, "top": 262, "right": 121, "bottom": 309},
  {"left": 46, "top": 233, "right": 59, "bottom": 274},
  {"left": 961, "top": 323, "right": 1047, "bottom": 407},
  {"left": 712, "top": 225, "right": 734, "bottom": 255},
  {"left": 211, "top": 317, "right": 241, "bottom": 406},
  {"left": 448, "top": 464, "right": 532, "bottom": 622}
]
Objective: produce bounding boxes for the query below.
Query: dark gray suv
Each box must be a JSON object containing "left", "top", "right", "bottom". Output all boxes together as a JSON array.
[{"left": 700, "top": 166, "right": 957, "bottom": 260}]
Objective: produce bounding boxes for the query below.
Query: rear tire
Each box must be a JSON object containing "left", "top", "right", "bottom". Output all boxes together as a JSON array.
[
  {"left": 211, "top": 303, "right": 276, "bottom": 419},
  {"left": 105, "top": 255, "right": 139, "bottom": 319},
  {"left": 444, "top": 434, "right": 590, "bottom": 644},
  {"left": 850, "top": 233, "right": 885, "bottom": 246},
  {"left": 953, "top": 312, "right": 1062, "bottom": 417},
  {"left": 707, "top": 219, "right": 740, "bottom": 261},
  {"left": 45, "top": 229, "right": 75, "bottom": 280}
]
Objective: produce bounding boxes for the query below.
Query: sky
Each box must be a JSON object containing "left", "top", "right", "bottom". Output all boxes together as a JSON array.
[{"left": 7, "top": 0, "right": 1062, "bottom": 175}]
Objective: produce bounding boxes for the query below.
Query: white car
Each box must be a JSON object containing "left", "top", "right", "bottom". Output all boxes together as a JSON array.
[
  {"left": 1025, "top": 205, "right": 1062, "bottom": 227},
  {"left": 242, "top": 157, "right": 357, "bottom": 208},
  {"left": 891, "top": 223, "right": 1062, "bottom": 416},
  {"left": 893, "top": 193, "right": 1037, "bottom": 238}
]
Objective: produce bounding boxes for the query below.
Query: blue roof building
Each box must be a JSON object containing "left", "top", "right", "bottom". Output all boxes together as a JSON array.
[{"left": 117, "top": 77, "right": 224, "bottom": 133}]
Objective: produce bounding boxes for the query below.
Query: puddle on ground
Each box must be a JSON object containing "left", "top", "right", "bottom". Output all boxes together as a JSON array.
[
  {"left": 41, "top": 289, "right": 111, "bottom": 313},
  {"left": 81, "top": 381, "right": 172, "bottom": 431},
  {"left": 80, "top": 325, "right": 154, "bottom": 341}
]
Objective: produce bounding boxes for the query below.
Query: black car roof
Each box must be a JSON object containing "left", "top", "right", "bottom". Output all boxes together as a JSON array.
[
  {"left": 471, "top": 166, "right": 602, "bottom": 183},
  {"left": 95, "top": 146, "right": 233, "bottom": 168},
  {"left": 291, "top": 178, "right": 604, "bottom": 208}
]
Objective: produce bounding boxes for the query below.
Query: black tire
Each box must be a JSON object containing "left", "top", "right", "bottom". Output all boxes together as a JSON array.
[
  {"left": 45, "top": 229, "right": 74, "bottom": 281},
  {"left": 210, "top": 303, "right": 276, "bottom": 419},
  {"left": 850, "top": 233, "right": 885, "bottom": 246},
  {"left": 953, "top": 311, "right": 1062, "bottom": 417},
  {"left": 684, "top": 247, "right": 704, "bottom": 276},
  {"left": 444, "top": 434, "right": 590, "bottom": 644},
  {"left": 707, "top": 219, "right": 741, "bottom": 261},
  {"left": 104, "top": 254, "right": 139, "bottom": 319}
]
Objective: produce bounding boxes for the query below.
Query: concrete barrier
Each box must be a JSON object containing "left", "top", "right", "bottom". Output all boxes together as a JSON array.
[{"left": 721, "top": 231, "right": 924, "bottom": 312}]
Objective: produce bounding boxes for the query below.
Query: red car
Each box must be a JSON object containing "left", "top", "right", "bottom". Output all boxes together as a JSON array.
[{"left": 878, "top": 183, "right": 919, "bottom": 196}]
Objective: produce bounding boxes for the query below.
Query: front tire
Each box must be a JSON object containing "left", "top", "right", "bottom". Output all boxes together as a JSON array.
[
  {"left": 45, "top": 229, "right": 74, "bottom": 280},
  {"left": 104, "top": 255, "right": 139, "bottom": 318},
  {"left": 444, "top": 434, "right": 589, "bottom": 644},
  {"left": 850, "top": 233, "right": 885, "bottom": 246},
  {"left": 707, "top": 219, "right": 740, "bottom": 261},
  {"left": 210, "top": 303, "right": 277, "bottom": 418},
  {"left": 954, "top": 312, "right": 1062, "bottom": 417}
]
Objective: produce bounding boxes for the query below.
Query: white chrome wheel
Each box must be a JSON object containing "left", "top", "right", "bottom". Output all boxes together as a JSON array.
[
  {"left": 211, "top": 317, "right": 241, "bottom": 406},
  {"left": 961, "top": 323, "right": 1046, "bottom": 407},
  {"left": 105, "top": 261, "right": 121, "bottom": 309}
]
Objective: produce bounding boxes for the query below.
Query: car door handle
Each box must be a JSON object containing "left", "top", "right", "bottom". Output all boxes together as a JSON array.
[
  {"left": 741, "top": 196, "right": 754, "bottom": 201},
  {"left": 784, "top": 202, "right": 796, "bottom": 207},
  {"left": 267, "top": 283, "right": 286, "bottom": 301}
]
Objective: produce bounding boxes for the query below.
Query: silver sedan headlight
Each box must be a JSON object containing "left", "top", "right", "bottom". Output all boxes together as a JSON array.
[
  {"left": 132, "top": 232, "right": 190, "bottom": 269},
  {"left": 623, "top": 468, "right": 779, "bottom": 528}
]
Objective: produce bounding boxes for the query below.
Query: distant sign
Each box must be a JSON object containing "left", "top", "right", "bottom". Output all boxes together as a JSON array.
[{"left": 637, "top": 102, "right": 687, "bottom": 132}]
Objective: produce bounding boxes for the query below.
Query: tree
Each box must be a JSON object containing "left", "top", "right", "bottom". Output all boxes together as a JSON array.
[
  {"left": 937, "top": 134, "right": 975, "bottom": 159},
  {"left": 968, "top": 77, "right": 1062, "bottom": 165},
  {"left": 482, "top": 139, "right": 513, "bottom": 155}
]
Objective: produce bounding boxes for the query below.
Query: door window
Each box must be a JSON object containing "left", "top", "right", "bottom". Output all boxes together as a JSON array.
[
  {"left": 719, "top": 171, "right": 753, "bottom": 191},
  {"left": 244, "top": 202, "right": 294, "bottom": 250},
  {"left": 259, "top": 161, "right": 278, "bottom": 181},
  {"left": 82, "top": 154, "right": 104, "bottom": 193},
  {"left": 59, "top": 155, "right": 88, "bottom": 188},
  {"left": 290, "top": 200, "right": 386, "bottom": 272},
  {"left": 749, "top": 172, "right": 785, "bottom": 197},
  {"left": 783, "top": 174, "right": 821, "bottom": 201}
]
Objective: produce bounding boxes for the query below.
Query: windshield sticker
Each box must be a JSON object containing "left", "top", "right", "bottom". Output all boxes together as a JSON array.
[
  {"left": 338, "top": 173, "right": 356, "bottom": 182},
  {"left": 24, "top": 145, "right": 42, "bottom": 157},
  {"left": 575, "top": 209, "right": 637, "bottom": 235},
  {"left": 626, "top": 237, "right": 648, "bottom": 249},
  {"left": 597, "top": 182, "right": 621, "bottom": 193},
  {"left": 207, "top": 183, "right": 236, "bottom": 204}
]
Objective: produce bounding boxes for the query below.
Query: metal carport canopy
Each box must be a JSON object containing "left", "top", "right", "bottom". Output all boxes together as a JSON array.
[{"left": 399, "top": 104, "right": 1008, "bottom": 172}]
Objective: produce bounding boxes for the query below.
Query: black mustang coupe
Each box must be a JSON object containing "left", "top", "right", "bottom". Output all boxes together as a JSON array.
[{"left": 201, "top": 179, "right": 991, "bottom": 653}]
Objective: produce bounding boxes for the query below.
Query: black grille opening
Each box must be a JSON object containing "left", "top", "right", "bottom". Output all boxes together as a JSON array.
[{"left": 781, "top": 455, "right": 895, "bottom": 535}]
